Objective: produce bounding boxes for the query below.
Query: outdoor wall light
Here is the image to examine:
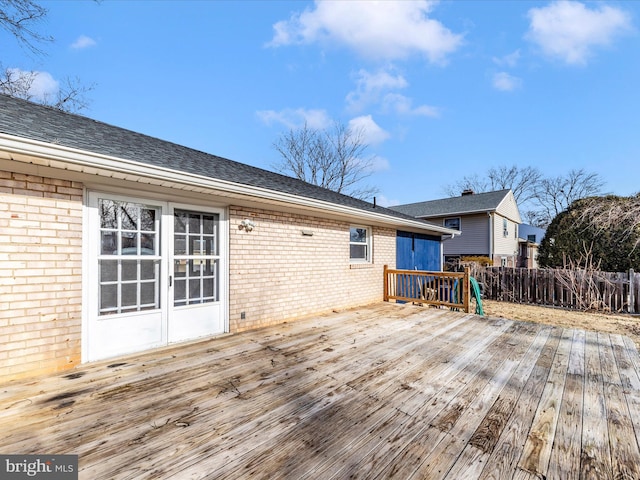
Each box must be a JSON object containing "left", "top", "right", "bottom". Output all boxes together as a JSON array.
[
  {"left": 301, "top": 230, "right": 314, "bottom": 236},
  {"left": 239, "top": 219, "right": 255, "bottom": 232}
]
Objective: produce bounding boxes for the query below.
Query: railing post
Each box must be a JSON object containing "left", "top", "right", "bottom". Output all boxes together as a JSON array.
[
  {"left": 383, "top": 264, "right": 389, "bottom": 302},
  {"left": 630, "top": 268, "right": 635, "bottom": 314},
  {"left": 463, "top": 266, "right": 471, "bottom": 313}
]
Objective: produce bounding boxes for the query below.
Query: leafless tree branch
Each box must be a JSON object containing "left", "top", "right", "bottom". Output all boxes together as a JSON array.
[
  {"left": 0, "top": 0, "right": 52, "bottom": 54},
  {"left": 272, "top": 121, "right": 378, "bottom": 200}
]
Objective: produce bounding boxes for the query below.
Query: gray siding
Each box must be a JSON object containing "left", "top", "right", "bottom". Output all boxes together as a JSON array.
[{"left": 432, "top": 214, "right": 490, "bottom": 256}]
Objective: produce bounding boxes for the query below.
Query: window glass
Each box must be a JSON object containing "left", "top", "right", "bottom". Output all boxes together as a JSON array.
[
  {"left": 444, "top": 218, "right": 460, "bottom": 231},
  {"left": 349, "top": 226, "right": 371, "bottom": 262}
]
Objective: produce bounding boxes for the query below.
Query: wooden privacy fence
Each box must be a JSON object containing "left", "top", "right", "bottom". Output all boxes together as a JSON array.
[
  {"left": 384, "top": 265, "right": 471, "bottom": 313},
  {"left": 474, "top": 267, "right": 640, "bottom": 313}
]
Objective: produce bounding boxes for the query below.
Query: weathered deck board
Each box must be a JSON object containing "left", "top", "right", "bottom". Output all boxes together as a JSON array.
[{"left": 1, "top": 302, "right": 639, "bottom": 480}]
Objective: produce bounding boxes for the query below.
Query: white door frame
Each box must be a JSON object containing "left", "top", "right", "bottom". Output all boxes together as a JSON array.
[
  {"left": 168, "top": 202, "right": 228, "bottom": 343},
  {"left": 82, "top": 190, "right": 229, "bottom": 363}
]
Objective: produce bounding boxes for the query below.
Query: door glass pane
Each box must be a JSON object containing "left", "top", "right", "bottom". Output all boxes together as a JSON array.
[
  {"left": 174, "top": 259, "right": 187, "bottom": 277},
  {"left": 141, "top": 234, "right": 155, "bottom": 254},
  {"left": 189, "top": 236, "right": 204, "bottom": 256},
  {"left": 140, "top": 208, "right": 156, "bottom": 231},
  {"left": 100, "top": 200, "right": 118, "bottom": 229},
  {"left": 98, "top": 198, "right": 161, "bottom": 315},
  {"left": 100, "top": 284, "right": 117, "bottom": 310},
  {"left": 120, "top": 205, "right": 138, "bottom": 231},
  {"left": 140, "top": 260, "right": 156, "bottom": 281},
  {"left": 122, "top": 260, "right": 137, "bottom": 281},
  {"left": 174, "top": 237, "right": 186, "bottom": 255},
  {"left": 101, "top": 232, "right": 117, "bottom": 255},
  {"left": 188, "top": 213, "right": 201, "bottom": 234},
  {"left": 189, "top": 279, "right": 201, "bottom": 300},
  {"left": 203, "top": 277, "right": 214, "bottom": 298},
  {"left": 173, "top": 209, "right": 220, "bottom": 307},
  {"left": 174, "top": 212, "right": 187, "bottom": 233},
  {"left": 204, "top": 237, "right": 215, "bottom": 255},
  {"left": 120, "top": 233, "right": 138, "bottom": 254},
  {"left": 140, "top": 282, "right": 155, "bottom": 306},
  {"left": 203, "top": 215, "right": 215, "bottom": 235},
  {"left": 174, "top": 279, "right": 186, "bottom": 303},
  {"left": 121, "top": 284, "right": 137, "bottom": 307},
  {"left": 100, "top": 260, "right": 118, "bottom": 282}
]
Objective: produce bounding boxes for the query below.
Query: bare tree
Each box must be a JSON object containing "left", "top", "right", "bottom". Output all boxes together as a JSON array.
[
  {"left": 0, "top": 64, "right": 35, "bottom": 97},
  {"left": 0, "top": 65, "right": 94, "bottom": 112},
  {"left": 272, "top": 122, "right": 378, "bottom": 200},
  {"left": 443, "top": 165, "right": 605, "bottom": 228},
  {"left": 443, "top": 165, "right": 542, "bottom": 205},
  {"left": 0, "top": 0, "right": 52, "bottom": 54},
  {"left": 1, "top": 1, "right": 96, "bottom": 112},
  {"left": 532, "top": 168, "right": 605, "bottom": 227}
]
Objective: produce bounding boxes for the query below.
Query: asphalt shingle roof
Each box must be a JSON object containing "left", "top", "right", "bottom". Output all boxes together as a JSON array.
[
  {"left": 390, "top": 189, "right": 512, "bottom": 218},
  {"left": 0, "top": 94, "right": 434, "bottom": 228}
]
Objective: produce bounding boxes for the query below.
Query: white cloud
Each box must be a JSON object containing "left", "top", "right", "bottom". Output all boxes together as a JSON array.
[
  {"left": 492, "top": 49, "right": 521, "bottom": 67},
  {"left": 348, "top": 115, "right": 390, "bottom": 145},
  {"left": 267, "top": 0, "right": 463, "bottom": 63},
  {"left": 382, "top": 93, "right": 440, "bottom": 117},
  {"left": 71, "top": 35, "right": 97, "bottom": 50},
  {"left": 492, "top": 72, "right": 522, "bottom": 91},
  {"left": 256, "top": 108, "right": 331, "bottom": 129},
  {"left": 375, "top": 194, "right": 400, "bottom": 208},
  {"left": 6, "top": 68, "right": 59, "bottom": 100},
  {"left": 346, "top": 68, "right": 408, "bottom": 112},
  {"left": 369, "top": 155, "right": 390, "bottom": 173},
  {"left": 526, "top": 1, "right": 632, "bottom": 65}
]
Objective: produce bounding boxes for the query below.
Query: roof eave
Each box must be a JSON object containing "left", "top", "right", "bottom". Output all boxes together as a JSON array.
[
  {"left": 417, "top": 208, "right": 497, "bottom": 218},
  {"left": 0, "top": 133, "right": 459, "bottom": 237}
]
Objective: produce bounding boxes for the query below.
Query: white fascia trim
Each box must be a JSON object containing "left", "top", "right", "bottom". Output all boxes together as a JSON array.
[
  {"left": 0, "top": 133, "right": 459, "bottom": 236},
  {"left": 420, "top": 208, "right": 497, "bottom": 218}
]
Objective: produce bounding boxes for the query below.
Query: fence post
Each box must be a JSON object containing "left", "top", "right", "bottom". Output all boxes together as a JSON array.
[
  {"left": 463, "top": 267, "right": 471, "bottom": 313},
  {"left": 630, "top": 268, "right": 635, "bottom": 314},
  {"left": 383, "top": 264, "right": 389, "bottom": 302}
]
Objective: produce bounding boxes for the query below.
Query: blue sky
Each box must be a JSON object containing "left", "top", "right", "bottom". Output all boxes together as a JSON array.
[{"left": 2, "top": 0, "right": 639, "bottom": 207}]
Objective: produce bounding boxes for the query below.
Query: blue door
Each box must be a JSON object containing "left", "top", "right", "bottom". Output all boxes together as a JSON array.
[{"left": 396, "top": 231, "right": 441, "bottom": 271}]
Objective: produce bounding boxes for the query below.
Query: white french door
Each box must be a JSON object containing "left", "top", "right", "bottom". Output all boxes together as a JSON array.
[
  {"left": 85, "top": 192, "right": 226, "bottom": 362},
  {"left": 168, "top": 207, "right": 223, "bottom": 343}
]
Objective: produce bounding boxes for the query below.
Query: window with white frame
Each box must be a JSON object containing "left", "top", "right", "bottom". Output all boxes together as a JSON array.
[
  {"left": 503, "top": 218, "right": 509, "bottom": 237},
  {"left": 444, "top": 217, "right": 461, "bottom": 231},
  {"left": 349, "top": 226, "right": 371, "bottom": 262}
]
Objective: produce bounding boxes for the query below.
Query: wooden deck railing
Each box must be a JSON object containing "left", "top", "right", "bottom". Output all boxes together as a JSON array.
[{"left": 384, "top": 265, "right": 471, "bottom": 313}]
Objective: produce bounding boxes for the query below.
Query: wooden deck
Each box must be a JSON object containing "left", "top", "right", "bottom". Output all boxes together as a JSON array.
[{"left": 2, "top": 303, "right": 640, "bottom": 479}]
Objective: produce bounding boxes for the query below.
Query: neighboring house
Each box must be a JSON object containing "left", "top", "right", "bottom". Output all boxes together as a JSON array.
[
  {"left": 517, "top": 224, "right": 547, "bottom": 269},
  {"left": 391, "top": 189, "right": 522, "bottom": 268},
  {"left": 0, "top": 95, "right": 458, "bottom": 382}
]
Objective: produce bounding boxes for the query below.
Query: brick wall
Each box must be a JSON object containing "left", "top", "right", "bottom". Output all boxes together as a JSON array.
[
  {"left": 0, "top": 171, "right": 83, "bottom": 382},
  {"left": 0, "top": 176, "right": 398, "bottom": 382},
  {"left": 229, "top": 206, "right": 396, "bottom": 332}
]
